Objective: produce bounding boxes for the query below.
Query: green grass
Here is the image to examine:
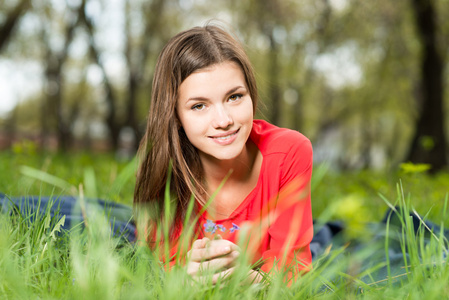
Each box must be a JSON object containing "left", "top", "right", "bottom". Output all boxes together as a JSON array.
[
  {"left": 0, "top": 150, "right": 136, "bottom": 204},
  {"left": 1, "top": 148, "right": 449, "bottom": 299}
]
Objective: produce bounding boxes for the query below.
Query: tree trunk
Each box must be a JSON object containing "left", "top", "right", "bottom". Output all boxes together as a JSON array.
[
  {"left": 81, "top": 2, "right": 121, "bottom": 150},
  {"left": 125, "top": 73, "right": 139, "bottom": 149},
  {"left": 42, "top": 3, "right": 82, "bottom": 152},
  {"left": 407, "top": 0, "right": 447, "bottom": 171},
  {"left": 268, "top": 31, "right": 281, "bottom": 126},
  {"left": 123, "top": 0, "right": 167, "bottom": 150},
  {"left": 293, "top": 87, "right": 302, "bottom": 132},
  {"left": 0, "top": 0, "right": 30, "bottom": 52},
  {"left": 5, "top": 107, "right": 17, "bottom": 149}
]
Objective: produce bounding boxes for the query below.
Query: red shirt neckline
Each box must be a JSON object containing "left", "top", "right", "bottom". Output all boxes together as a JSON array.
[{"left": 200, "top": 121, "right": 267, "bottom": 222}]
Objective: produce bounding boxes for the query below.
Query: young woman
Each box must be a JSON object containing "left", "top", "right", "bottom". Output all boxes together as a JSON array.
[{"left": 134, "top": 24, "right": 313, "bottom": 284}]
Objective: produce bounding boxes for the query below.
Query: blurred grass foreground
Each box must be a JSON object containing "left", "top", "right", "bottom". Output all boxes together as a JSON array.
[{"left": 0, "top": 149, "right": 449, "bottom": 299}]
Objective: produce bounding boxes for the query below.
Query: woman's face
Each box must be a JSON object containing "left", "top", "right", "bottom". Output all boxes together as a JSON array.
[{"left": 176, "top": 61, "right": 254, "bottom": 163}]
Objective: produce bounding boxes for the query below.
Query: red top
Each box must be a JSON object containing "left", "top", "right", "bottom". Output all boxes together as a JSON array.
[{"left": 195, "top": 119, "right": 313, "bottom": 276}]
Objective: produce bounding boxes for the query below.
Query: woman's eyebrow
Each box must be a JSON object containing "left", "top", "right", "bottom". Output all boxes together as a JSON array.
[
  {"left": 186, "top": 86, "right": 246, "bottom": 103},
  {"left": 186, "top": 96, "right": 209, "bottom": 102},
  {"left": 225, "top": 85, "right": 246, "bottom": 95}
]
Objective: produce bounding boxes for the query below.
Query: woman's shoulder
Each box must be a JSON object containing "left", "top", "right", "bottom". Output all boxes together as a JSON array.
[{"left": 251, "top": 119, "right": 311, "bottom": 155}]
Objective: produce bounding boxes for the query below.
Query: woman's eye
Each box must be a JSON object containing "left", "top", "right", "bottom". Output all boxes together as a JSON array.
[
  {"left": 229, "top": 94, "right": 243, "bottom": 102},
  {"left": 192, "top": 103, "right": 205, "bottom": 111}
]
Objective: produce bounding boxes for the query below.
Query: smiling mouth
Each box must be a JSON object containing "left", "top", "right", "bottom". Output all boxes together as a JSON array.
[{"left": 210, "top": 129, "right": 239, "bottom": 140}]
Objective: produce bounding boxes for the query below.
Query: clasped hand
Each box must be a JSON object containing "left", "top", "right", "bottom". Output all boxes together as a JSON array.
[{"left": 186, "top": 235, "right": 240, "bottom": 283}]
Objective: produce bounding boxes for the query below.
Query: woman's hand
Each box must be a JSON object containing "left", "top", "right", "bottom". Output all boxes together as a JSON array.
[{"left": 186, "top": 236, "right": 240, "bottom": 283}]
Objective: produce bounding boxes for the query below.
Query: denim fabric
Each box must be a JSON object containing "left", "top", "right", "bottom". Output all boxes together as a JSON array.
[{"left": 0, "top": 193, "right": 136, "bottom": 242}]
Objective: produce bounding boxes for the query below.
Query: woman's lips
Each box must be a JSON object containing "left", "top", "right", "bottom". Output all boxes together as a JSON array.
[{"left": 209, "top": 129, "right": 239, "bottom": 145}]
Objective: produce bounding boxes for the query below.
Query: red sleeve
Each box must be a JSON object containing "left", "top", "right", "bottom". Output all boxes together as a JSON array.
[{"left": 260, "top": 137, "right": 313, "bottom": 280}]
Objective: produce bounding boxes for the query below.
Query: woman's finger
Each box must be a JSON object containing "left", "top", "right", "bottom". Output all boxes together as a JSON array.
[
  {"left": 188, "top": 246, "right": 230, "bottom": 261},
  {"left": 189, "top": 240, "right": 237, "bottom": 261},
  {"left": 193, "top": 266, "right": 236, "bottom": 285},
  {"left": 205, "top": 239, "right": 240, "bottom": 253},
  {"left": 186, "top": 261, "right": 201, "bottom": 276},
  {"left": 188, "top": 251, "right": 239, "bottom": 276},
  {"left": 191, "top": 237, "right": 209, "bottom": 249},
  {"left": 198, "top": 250, "right": 239, "bottom": 273},
  {"left": 188, "top": 239, "right": 239, "bottom": 262},
  {"left": 211, "top": 266, "right": 236, "bottom": 284}
]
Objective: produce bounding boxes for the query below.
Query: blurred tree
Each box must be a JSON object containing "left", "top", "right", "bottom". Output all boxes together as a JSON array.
[
  {"left": 123, "top": 0, "right": 169, "bottom": 149},
  {"left": 1, "top": 0, "right": 448, "bottom": 170},
  {"left": 232, "top": 0, "right": 299, "bottom": 126},
  {"left": 0, "top": 0, "right": 31, "bottom": 51},
  {"left": 306, "top": 1, "right": 424, "bottom": 169},
  {"left": 288, "top": 0, "right": 332, "bottom": 134},
  {"left": 40, "top": 1, "right": 85, "bottom": 151},
  {"left": 4, "top": 107, "right": 17, "bottom": 149},
  {"left": 79, "top": 0, "right": 121, "bottom": 150},
  {"left": 406, "top": 0, "right": 448, "bottom": 171},
  {"left": 80, "top": 0, "right": 172, "bottom": 150},
  {"left": 0, "top": 0, "right": 32, "bottom": 149}
]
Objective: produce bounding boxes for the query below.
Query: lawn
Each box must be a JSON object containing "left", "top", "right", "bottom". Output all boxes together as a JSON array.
[{"left": 1, "top": 147, "right": 448, "bottom": 299}]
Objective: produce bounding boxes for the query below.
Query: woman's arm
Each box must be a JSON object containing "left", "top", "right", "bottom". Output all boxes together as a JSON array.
[{"left": 261, "top": 137, "right": 314, "bottom": 278}]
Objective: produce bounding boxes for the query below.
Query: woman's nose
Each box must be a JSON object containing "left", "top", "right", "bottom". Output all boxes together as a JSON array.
[{"left": 212, "top": 105, "right": 233, "bottom": 129}]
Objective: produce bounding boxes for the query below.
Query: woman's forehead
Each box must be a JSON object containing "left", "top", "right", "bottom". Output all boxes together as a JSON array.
[{"left": 178, "top": 62, "right": 246, "bottom": 98}]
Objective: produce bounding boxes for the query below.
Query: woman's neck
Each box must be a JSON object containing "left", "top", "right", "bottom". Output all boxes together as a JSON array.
[
  {"left": 201, "top": 139, "right": 260, "bottom": 193},
  {"left": 199, "top": 138, "right": 262, "bottom": 219}
]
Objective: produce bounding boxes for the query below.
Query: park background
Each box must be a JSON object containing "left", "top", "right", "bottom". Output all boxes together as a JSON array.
[
  {"left": 1, "top": 1, "right": 449, "bottom": 298},
  {"left": 1, "top": 0, "right": 448, "bottom": 171},
  {"left": 1, "top": 0, "right": 449, "bottom": 234}
]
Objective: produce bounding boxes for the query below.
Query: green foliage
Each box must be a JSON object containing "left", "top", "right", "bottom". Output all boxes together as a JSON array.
[
  {"left": 312, "top": 166, "right": 449, "bottom": 226},
  {"left": 11, "top": 140, "right": 38, "bottom": 156},
  {"left": 399, "top": 162, "right": 432, "bottom": 174},
  {"left": 0, "top": 153, "right": 449, "bottom": 298}
]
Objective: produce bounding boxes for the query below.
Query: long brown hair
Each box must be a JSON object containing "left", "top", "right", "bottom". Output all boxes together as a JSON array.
[{"left": 134, "top": 24, "right": 259, "bottom": 238}]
